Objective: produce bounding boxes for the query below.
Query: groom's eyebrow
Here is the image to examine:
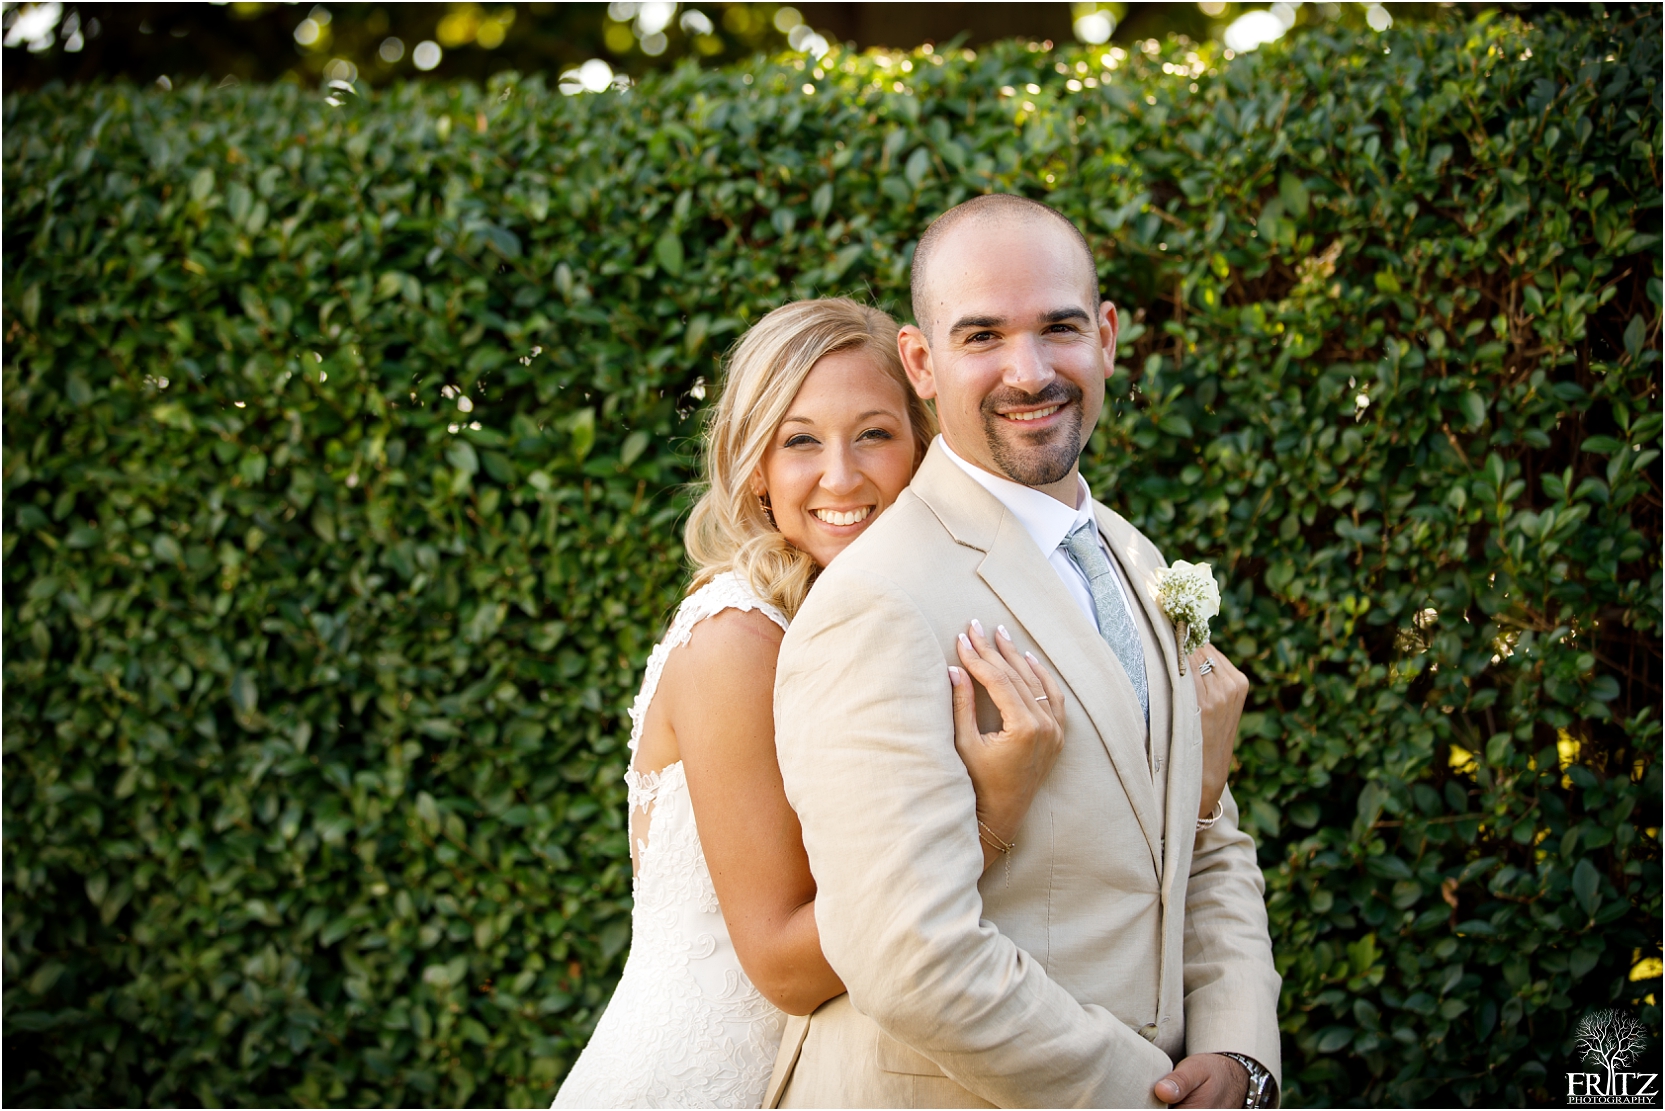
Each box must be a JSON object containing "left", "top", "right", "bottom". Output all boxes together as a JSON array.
[
  {"left": 948, "top": 307, "right": 1092, "bottom": 338},
  {"left": 947, "top": 313, "right": 1004, "bottom": 337}
]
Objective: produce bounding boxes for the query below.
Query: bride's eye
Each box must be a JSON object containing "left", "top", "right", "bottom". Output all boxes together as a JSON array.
[
  {"left": 857, "top": 428, "right": 894, "bottom": 442},
  {"left": 784, "top": 433, "right": 819, "bottom": 448}
]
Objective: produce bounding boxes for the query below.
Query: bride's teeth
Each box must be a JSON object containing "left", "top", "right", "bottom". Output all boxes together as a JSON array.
[
  {"left": 814, "top": 507, "right": 871, "bottom": 526},
  {"left": 1007, "top": 406, "right": 1060, "bottom": 422}
]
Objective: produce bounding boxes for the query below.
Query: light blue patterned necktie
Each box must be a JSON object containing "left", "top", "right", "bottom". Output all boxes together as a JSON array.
[{"left": 1060, "top": 519, "right": 1149, "bottom": 723}]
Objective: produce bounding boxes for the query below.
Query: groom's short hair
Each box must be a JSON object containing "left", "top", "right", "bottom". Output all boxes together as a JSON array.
[{"left": 910, "top": 194, "right": 1099, "bottom": 340}]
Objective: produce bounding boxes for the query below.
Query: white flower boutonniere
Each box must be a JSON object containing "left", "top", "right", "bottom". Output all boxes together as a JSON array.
[{"left": 1156, "top": 560, "right": 1221, "bottom": 672}]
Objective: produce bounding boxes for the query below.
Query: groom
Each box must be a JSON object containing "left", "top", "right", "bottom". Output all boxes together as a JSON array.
[{"left": 766, "top": 194, "right": 1280, "bottom": 1108}]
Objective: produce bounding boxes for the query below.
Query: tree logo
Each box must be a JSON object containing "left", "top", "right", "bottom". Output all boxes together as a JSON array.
[{"left": 1567, "top": 1009, "right": 1658, "bottom": 1106}]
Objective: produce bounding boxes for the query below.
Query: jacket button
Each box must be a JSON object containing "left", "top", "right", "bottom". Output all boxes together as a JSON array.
[{"left": 1139, "top": 1023, "right": 1159, "bottom": 1041}]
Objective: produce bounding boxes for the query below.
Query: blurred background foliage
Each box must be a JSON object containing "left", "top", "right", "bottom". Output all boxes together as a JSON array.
[
  {"left": 2, "top": 0, "right": 1543, "bottom": 94},
  {"left": 3, "top": 1, "right": 1661, "bottom": 1107}
]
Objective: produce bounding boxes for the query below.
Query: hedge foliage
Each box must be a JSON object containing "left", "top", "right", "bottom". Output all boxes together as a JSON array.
[{"left": 3, "top": 6, "right": 1660, "bottom": 1107}]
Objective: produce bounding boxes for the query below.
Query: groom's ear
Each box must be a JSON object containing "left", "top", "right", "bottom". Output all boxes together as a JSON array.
[
  {"left": 897, "top": 324, "right": 937, "bottom": 400},
  {"left": 1099, "top": 300, "right": 1119, "bottom": 379}
]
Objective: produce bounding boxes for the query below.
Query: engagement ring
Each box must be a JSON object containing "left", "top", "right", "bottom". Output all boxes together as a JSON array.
[{"left": 1198, "top": 658, "right": 1215, "bottom": 676}]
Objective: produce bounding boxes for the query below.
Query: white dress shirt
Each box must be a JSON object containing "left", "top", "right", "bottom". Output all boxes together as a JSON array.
[{"left": 936, "top": 436, "right": 1140, "bottom": 635}]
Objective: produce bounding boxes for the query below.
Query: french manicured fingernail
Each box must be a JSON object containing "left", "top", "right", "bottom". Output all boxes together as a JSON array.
[
  {"left": 1025, "top": 651, "right": 1040, "bottom": 665},
  {"left": 959, "top": 633, "right": 974, "bottom": 653},
  {"left": 970, "top": 619, "right": 985, "bottom": 637},
  {"left": 997, "top": 624, "right": 1012, "bottom": 641},
  {"left": 948, "top": 666, "right": 963, "bottom": 686}
]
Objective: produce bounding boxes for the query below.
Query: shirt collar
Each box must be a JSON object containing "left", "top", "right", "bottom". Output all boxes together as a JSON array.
[{"left": 936, "top": 435, "right": 1096, "bottom": 557}]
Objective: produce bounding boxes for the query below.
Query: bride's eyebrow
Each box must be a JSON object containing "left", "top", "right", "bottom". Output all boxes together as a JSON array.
[{"left": 780, "top": 408, "right": 898, "bottom": 429}]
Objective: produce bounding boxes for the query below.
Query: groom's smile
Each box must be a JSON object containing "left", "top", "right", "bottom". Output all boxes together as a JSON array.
[{"left": 1001, "top": 404, "right": 1061, "bottom": 422}]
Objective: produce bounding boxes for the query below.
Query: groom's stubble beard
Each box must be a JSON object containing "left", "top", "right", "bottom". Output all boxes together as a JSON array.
[{"left": 980, "top": 379, "right": 1086, "bottom": 487}]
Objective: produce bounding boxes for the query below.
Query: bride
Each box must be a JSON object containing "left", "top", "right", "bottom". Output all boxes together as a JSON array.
[{"left": 552, "top": 298, "right": 1246, "bottom": 1108}]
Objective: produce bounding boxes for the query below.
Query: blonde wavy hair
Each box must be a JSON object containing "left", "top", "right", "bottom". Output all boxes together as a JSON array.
[{"left": 685, "top": 298, "right": 936, "bottom": 618}]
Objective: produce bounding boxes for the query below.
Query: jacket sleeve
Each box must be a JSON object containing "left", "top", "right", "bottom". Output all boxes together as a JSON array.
[
  {"left": 775, "top": 566, "right": 1175, "bottom": 1108},
  {"left": 1180, "top": 785, "right": 1284, "bottom": 1085}
]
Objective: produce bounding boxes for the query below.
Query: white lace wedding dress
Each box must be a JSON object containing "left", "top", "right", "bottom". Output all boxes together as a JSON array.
[{"left": 552, "top": 573, "right": 789, "bottom": 1109}]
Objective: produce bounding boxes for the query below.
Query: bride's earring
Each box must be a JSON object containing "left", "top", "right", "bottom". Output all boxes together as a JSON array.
[{"left": 758, "top": 491, "right": 775, "bottom": 528}]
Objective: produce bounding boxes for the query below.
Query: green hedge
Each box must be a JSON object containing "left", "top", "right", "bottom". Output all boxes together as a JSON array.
[{"left": 3, "top": 7, "right": 1659, "bottom": 1106}]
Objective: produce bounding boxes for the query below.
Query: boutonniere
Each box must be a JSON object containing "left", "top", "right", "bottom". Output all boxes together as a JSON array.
[{"left": 1155, "top": 560, "right": 1220, "bottom": 674}]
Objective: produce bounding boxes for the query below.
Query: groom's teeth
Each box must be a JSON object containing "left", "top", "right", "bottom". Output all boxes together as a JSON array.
[
  {"left": 813, "top": 507, "right": 871, "bottom": 526},
  {"left": 1006, "top": 406, "right": 1060, "bottom": 422}
]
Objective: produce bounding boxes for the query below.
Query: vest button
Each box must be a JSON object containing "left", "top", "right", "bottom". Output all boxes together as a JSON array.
[{"left": 1139, "top": 1022, "right": 1159, "bottom": 1041}]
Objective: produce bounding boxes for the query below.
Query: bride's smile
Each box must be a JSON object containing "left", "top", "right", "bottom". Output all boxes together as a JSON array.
[{"left": 808, "top": 505, "right": 873, "bottom": 527}]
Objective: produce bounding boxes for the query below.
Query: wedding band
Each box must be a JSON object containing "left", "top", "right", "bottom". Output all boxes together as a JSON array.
[
  {"left": 1034, "top": 695, "right": 1049, "bottom": 702},
  {"left": 1198, "top": 658, "right": 1215, "bottom": 675}
]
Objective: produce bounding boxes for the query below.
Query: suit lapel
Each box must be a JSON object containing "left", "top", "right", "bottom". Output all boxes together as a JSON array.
[
  {"left": 1095, "top": 506, "right": 1196, "bottom": 900},
  {"left": 961, "top": 505, "right": 1165, "bottom": 872},
  {"left": 909, "top": 446, "right": 1169, "bottom": 871},
  {"left": 1095, "top": 507, "right": 1182, "bottom": 690}
]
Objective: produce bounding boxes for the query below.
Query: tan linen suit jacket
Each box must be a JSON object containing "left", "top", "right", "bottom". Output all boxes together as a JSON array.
[{"left": 766, "top": 444, "right": 1280, "bottom": 1109}]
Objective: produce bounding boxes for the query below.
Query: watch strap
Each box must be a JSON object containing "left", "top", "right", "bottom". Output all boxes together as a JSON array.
[{"left": 1217, "top": 1051, "right": 1276, "bottom": 1108}]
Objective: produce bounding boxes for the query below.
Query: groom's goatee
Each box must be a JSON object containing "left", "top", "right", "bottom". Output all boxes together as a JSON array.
[{"left": 982, "top": 379, "right": 1086, "bottom": 487}]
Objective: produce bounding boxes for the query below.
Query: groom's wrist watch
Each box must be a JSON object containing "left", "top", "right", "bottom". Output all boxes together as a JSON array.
[{"left": 1218, "top": 1052, "right": 1277, "bottom": 1108}]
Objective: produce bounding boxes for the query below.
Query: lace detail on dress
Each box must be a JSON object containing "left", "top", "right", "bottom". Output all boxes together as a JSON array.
[
  {"left": 625, "top": 766, "right": 663, "bottom": 817},
  {"left": 552, "top": 574, "right": 790, "bottom": 1109}
]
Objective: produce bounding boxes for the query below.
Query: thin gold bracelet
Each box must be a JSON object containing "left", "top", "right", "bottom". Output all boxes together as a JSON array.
[{"left": 977, "top": 820, "right": 1015, "bottom": 854}]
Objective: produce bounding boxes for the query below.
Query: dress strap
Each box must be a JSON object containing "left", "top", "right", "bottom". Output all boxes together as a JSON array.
[{"left": 625, "top": 572, "right": 789, "bottom": 758}]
